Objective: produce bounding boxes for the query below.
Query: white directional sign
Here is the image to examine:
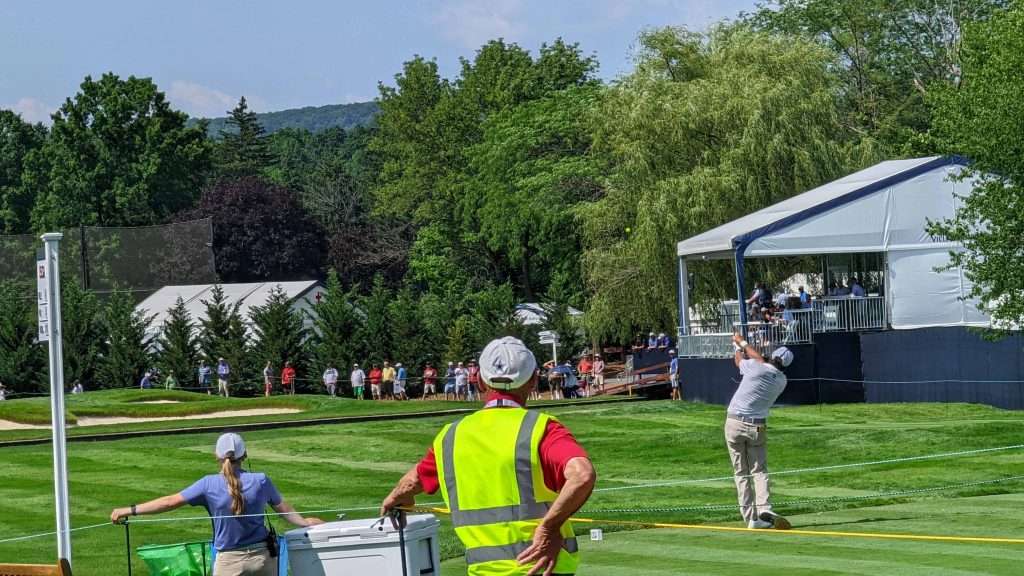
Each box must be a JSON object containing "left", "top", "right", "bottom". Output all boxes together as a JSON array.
[
  {"left": 37, "top": 251, "right": 50, "bottom": 342},
  {"left": 538, "top": 330, "right": 559, "bottom": 344}
]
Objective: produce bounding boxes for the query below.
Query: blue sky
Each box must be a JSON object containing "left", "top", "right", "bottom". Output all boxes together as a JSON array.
[{"left": 0, "top": 1, "right": 756, "bottom": 123}]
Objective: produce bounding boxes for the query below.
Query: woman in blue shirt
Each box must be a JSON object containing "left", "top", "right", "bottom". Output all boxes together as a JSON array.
[{"left": 111, "top": 433, "right": 322, "bottom": 575}]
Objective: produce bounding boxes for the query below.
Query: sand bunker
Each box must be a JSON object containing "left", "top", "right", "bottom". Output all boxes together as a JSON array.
[{"left": 0, "top": 408, "right": 301, "bottom": 431}]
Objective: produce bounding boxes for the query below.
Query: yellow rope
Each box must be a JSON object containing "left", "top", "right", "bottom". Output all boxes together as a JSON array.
[{"left": 401, "top": 506, "right": 1024, "bottom": 545}]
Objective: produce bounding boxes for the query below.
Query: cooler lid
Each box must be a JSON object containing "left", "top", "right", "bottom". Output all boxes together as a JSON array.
[{"left": 285, "top": 514, "right": 439, "bottom": 543}]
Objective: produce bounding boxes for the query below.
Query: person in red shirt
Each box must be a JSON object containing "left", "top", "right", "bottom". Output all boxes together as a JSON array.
[
  {"left": 381, "top": 337, "right": 596, "bottom": 575},
  {"left": 466, "top": 360, "right": 482, "bottom": 402},
  {"left": 280, "top": 362, "right": 296, "bottom": 396},
  {"left": 368, "top": 364, "right": 383, "bottom": 400},
  {"left": 421, "top": 362, "right": 437, "bottom": 400},
  {"left": 577, "top": 356, "right": 593, "bottom": 398}
]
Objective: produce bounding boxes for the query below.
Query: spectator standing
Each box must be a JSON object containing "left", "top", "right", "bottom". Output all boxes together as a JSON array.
[
  {"left": 577, "top": 355, "right": 593, "bottom": 398},
  {"left": 379, "top": 337, "right": 595, "bottom": 576},
  {"left": 165, "top": 371, "right": 178, "bottom": 390},
  {"left": 798, "top": 286, "right": 810, "bottom": 308},
  {"left": 110, "top": 433, "right": 324, "bottom": 575},
  {"left": 466, "top": 361, "right": 481, "bottom": 402},
  {"left": 394, "top": 363, "right": 408, "bottom": 400},
  {"left": 369, "top": 364, "right": 383, "bottom": 400},
  {"left": 657, "top": 333, "right": 671, "bottom": 348},
  {"left": 197, "top": 360, "right": 212, "bottom": 395},
  {"left": 422, "top": 362, "right": 437, "bottom": 400},
  {"left": 262, "top": 361, "right": 273, "bottom": 397},
  {"left": 350, "top": 364, "right": 366, "bottom": 400},
  {"left": 382, "top": 361, "right": 396, "bottom": 401},
  {"left": 444, "top": 362, "right": 456, "bottom": 401},
  {"left": 216, "top": 358, "right": 231, "bottom": 397},
  {"left": 646, "top": 332, "right": 657, "bottom": 349},
  {"left": 592, "top": 354, "right": 605, "bottom": 394},
  {"left": 547, "top": 363, "right": 563, "bottom": 400},
  {"left": 140, "top": 371, "right": 153, "bottom": 390},
  {"left": 454, "top": 362, "right": 468, "bottom": 400},
  {"left": 281, "top": 362, "right": 296, "bottom": 396},
  {"left": 727, "top": 333, "right": 794, "bottom": 530},
  {"left": 560, "top": 361, "right": 578, "bottom": 399},
  {"left": 669, "top": 349, "right": 681, "bottom": 401},
  {"left": 850, "top": 277, "right": 866, "bottom": 297},
  {"left": 323, "top": 365, "right": 339, "bottom": 397},
  {"left": 0, "top": 382, "right": 6, "bottom": 401}
]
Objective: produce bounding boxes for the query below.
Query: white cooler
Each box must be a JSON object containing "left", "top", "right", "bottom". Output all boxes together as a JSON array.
[{"left": 285, "top": 514, "right": 441, "bottom": 576}]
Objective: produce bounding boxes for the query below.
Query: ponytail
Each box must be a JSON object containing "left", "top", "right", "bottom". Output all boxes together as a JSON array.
[{"left": 221, "top": 452, "right": 245, "bottom": 515}]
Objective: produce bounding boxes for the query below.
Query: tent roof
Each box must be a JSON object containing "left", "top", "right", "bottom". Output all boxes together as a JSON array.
[
  {"left": 138, "top": 281, "right": 323, "bottom": 331},
  {"left": 676, "top": 156, "right": 964, "bottom": 259},
  {"left": 514, "top": 303, "right": 583, "bottom": 326}
]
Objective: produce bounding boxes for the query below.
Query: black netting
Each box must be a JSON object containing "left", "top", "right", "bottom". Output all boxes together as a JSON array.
[{"left": 0, "top": 219, "right": 217, "bottom": 295}]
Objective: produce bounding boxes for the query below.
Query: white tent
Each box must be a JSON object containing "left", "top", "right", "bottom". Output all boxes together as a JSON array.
[
  {"left": 138, "top": 281, "right": 326, "bottom": 341},
  {"left": 514, "top": 303, "right": 584, "bottom": 326},
  {"left": 676, "top": 156, "right": 988, "bottom": 330}
]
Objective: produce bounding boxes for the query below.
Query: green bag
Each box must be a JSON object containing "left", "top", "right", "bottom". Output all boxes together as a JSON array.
[{"left": 137, "top": 541, "right": 213, "bottom": 576}]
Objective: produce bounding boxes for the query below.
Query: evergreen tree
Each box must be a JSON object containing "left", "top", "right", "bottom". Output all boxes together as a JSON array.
[
  {"left": 216, "top": 97, "right": 274, "bottom": 178},
  {"left": 157, "top": 296, "right": 197, "bottom": 386},
  {"left": 250, "top": 286, "right": 308, "bottom": 391},
  {"left": 387, "top": 285, "right": 421, "bottom": 369},
  {"left": 97, "top": 290, "right": 154, "bottom": 388},
  {"left": 310, "top": 270, "right": 362, "bottom": 393},
  {"left": 0, "top": 281, "right": 46, "bottom": 393},
  {"left": 61, "top": 279, "right": 102, "bottom": 388},
  {"left": 358, "top": 275, "right": 393, "bottom": 365},
  {"left": 198, "top": 285, "right": 249, "bottom": 387},
  {"left": 444, "top": 315, "right": 472, "bottom": 365}
]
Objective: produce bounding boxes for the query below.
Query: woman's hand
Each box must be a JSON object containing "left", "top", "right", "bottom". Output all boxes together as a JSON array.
[
  {"left": 110, "top": 507, "right": 131, "bottom": 524},
  {"left": 304, "top": 517, "right": 325, "bottom": 527}
]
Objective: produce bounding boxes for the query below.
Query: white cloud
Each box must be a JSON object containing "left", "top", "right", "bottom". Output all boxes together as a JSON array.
[
  {"left": 166, "top": 81, "right": 239, "bottom": 118},
  {"left": 7, "top": 97, "right": 55, "bottom": 124},
  {"left": 166, "top": 80, "right": 271, "bottom": 118},
  {"left": 435, "top": 0, "right": 525, "bottom": 49}
]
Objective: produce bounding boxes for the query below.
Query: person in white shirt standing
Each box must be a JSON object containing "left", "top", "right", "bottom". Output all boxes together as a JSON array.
[
  {"left": 350, "top": 364, "right": 366, "bottom": 400},
  {"left": 323, "top": 365, "right": 339, "bottom": 397},
  {"left": 727, "top": 332, "right": 793, "bottom": 530}
]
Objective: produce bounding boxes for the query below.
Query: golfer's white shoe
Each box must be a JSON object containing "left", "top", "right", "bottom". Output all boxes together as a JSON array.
[
  {"left": 748, "top": 519, "right": 773, "bottom": 529},
  {"left": 759, "top": 510, "right": 792, "bottom": 530}
]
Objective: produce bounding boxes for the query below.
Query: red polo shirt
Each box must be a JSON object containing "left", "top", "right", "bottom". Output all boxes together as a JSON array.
[{"left": 416, "top": 390, "right": 588, "bottom": 494}]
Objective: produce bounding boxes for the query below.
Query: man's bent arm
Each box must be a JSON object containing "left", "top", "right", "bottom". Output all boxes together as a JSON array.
[
  {"left": 380, "top": 465, "right": 424, "bottom": 517},
  {"left": 539, "top": 457, "right": 596, "bottom": 531}
]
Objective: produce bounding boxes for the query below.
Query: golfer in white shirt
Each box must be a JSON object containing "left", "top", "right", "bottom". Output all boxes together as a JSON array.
[{"left": 727, "top": 332, "right": 793, "bottom": 530}]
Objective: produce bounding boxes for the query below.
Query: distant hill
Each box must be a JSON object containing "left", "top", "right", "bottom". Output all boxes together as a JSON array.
[{"left": 194, "top": 101, "right": 379, "bottom": 136}]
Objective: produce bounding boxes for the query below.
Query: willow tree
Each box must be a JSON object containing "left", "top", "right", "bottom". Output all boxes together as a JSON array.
[{"left": 580, "top": 26, "right": 879, "bottom": 341}]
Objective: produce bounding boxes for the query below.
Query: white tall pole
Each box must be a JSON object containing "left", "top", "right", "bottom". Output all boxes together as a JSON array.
[{"left": 42, "top": 232, "right": 71, "bottom": 563}]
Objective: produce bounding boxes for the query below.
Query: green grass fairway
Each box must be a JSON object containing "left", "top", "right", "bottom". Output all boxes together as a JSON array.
[
  {"left": 0, "top": 389, "right": 626, "bottom": 442},
  {"left": 1, "top": 401, "right": 1022, "bottom": 575},
  {"left": 440, "top": 493, "right": 1024, "bottom": 575}
]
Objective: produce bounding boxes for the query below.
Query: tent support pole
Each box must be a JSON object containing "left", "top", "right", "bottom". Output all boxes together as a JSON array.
[
  {"left": 677, "top": 257, "right": 689, "bottom": 337},
  {"left": 734, "top": 248, "right": 748, "bottom": 336}
]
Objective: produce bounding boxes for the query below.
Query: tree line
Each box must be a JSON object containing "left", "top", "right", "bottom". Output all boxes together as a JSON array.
[{"left": 2, "top": 0, "right": 1022, "bottom": 392}]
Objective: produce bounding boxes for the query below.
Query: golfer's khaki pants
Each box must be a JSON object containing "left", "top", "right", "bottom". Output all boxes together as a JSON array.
[
  {"left": 724, "top": 418, "right": 773, "bottom": 523},
  {"left": 214, "top": 548, "right": 276, "bottom": 576},
  {"left": 218, "top": 378, "right": 229, "bottom": 397}
]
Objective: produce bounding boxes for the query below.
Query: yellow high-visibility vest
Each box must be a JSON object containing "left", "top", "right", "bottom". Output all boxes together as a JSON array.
[{"left": 434, "top": 407, "right": 580, "bottom": 575}]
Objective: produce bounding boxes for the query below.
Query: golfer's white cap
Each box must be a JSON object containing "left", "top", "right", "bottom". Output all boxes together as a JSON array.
[
  {"left": 215, "top": 433, "right": 246, "bottom": 460},
  {"left": 479, "top": 336, "right": 537, "bottom": 390},
  {"left": 771, "top": 347, "right": 794, "bottom": 368}
]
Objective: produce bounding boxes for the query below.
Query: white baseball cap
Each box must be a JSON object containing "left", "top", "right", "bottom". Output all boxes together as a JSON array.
[
  {"left": 479, "top": 337, "right": 538, "bottom": 390},
  {"left": 771, "top": 347, "right": 794, "bottom": 368},
  {"left": 215, "top": 433, "right": 246, "bottom": 460}
]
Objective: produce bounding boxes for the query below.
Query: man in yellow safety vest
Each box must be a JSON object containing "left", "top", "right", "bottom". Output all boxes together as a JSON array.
[{"left": 381, "top": 336, "right": 597, "bottom": 575}]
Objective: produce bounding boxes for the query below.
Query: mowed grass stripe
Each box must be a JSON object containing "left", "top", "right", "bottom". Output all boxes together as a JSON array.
[{"left": 1, "top": 402, "right": 1023, "bottom": 575}]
